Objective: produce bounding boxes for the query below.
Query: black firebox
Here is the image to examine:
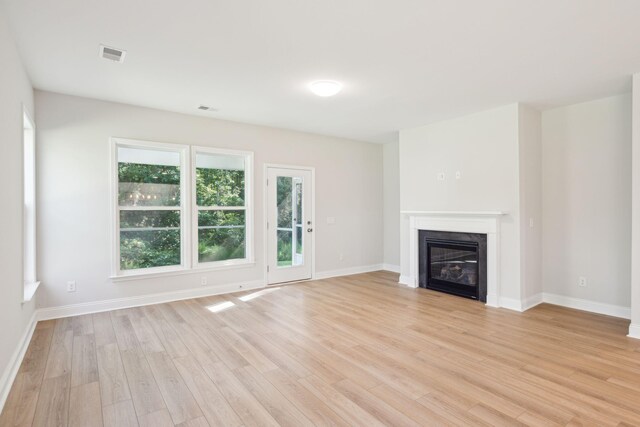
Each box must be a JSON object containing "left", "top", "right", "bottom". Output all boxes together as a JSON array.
[{"left": 419, "top": 230, "right": 487, "bottom": 302}]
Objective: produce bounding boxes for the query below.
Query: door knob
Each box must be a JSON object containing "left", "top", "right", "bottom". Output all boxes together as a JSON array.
[{"left": 307, "top": 228, "right": 313, "bottom": 232}]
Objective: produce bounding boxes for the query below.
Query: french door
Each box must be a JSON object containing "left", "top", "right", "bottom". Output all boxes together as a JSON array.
[{"left": 266, "top": 167, "right": 313, "bottom": 284}]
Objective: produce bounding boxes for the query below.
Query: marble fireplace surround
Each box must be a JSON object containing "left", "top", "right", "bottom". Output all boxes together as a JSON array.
[{"left": 400, "top": 211, "right": 505, "bottom": 308}]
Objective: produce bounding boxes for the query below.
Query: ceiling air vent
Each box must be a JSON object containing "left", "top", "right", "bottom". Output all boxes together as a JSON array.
[{"left": 99, "top": 45, "right": 126, "bottom": 63}]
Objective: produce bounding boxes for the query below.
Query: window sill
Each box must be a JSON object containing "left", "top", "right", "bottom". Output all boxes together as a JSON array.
[
  {"left": 110, "top": 260, "right": 256, "bottom": 282},
  {"left": 23, "top": 281, "right": 41, "bottom": 303}
]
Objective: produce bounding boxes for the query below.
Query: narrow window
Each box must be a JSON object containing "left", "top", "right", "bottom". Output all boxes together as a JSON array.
[
  {"left": 114, "top": 140, "right": 187, "bottom": 275},
  {"left": 23, "top": 110, "right": 38, "bottom": 301},
  {"left": 193, "top": 148, "right": 253, "bottom": 267}
]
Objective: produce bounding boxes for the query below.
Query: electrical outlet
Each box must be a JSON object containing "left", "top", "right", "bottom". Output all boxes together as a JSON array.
[
  {"left": 437, "top": 172, "right": 445, "bottom": 181},
  {"left": 200, "top": 277, "right": 207, "bottom": 286},
  {"left": 327, "top": 216, "right": 336, "bottom": 225},
  {"left": 529, "top": 218, "right": 534, "bottom": 228},
  {"left": 455, "top": 171, "right": 461, "bottom": 180},
  {"left": 339, "top": 253, "right": 345, "bottom": 261},
  {"left": 67, "top": 281, "right": 76, "bottom": 292},
  {"left": 578, "top": 277, "right": 587, "bottom": 287}
]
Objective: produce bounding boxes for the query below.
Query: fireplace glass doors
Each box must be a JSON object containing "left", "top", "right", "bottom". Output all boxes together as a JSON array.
[
  {"left": 427, "top": 241, "right": 478, "bottom": 299},
  {"left": 419, "top": 231, "right": 487, "bottom": 302}
]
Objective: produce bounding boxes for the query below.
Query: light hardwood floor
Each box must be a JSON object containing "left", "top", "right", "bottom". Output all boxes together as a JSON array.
[{"left": 2, "top": 271, "right": 640, "bottom": 426}]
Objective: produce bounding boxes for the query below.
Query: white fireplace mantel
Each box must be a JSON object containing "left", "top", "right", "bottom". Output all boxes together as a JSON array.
[{"left": 401, "top": 211, "right": 505, "bottom": 308}]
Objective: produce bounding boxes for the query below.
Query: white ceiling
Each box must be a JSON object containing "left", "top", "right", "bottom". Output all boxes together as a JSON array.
[{"left": 4, "top": 0, "right": 640, "bottom": 143}]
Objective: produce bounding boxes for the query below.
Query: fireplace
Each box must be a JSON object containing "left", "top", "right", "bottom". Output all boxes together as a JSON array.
[{"left": 419, "top": 230, "right": 487, "bottom": 302}]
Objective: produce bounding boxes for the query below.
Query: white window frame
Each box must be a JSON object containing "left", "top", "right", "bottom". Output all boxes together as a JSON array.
[
  {"left": 110, "top": 138, "right": 190, "bottom": 278},
  {"left": 23, "top": 107, "right": 39, "bottom": 302},
  {"left": 191, "top": 146, "right": 254, "bottom": 269},
  {"left": 110, "top": 138, "right": 254, "bottom": 280}
]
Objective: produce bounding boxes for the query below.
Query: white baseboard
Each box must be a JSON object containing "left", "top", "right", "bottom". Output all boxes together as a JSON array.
[
  {"left": 0, "top": 310, "right": 37, "bottom": 413},
  {"left": 499, "top": 297, "right": 524, "bottom": 312},
  {"left": 38, "top": 264, "right": 393, "bottom": 321},
  {"left": 382, "top": 264, "right": 400, "bottom": 273},
  {"left": 314, "top": 264, "right": 384, "bottom": 280},
  {"left": 542, "top": 293, "right": 631, "bottom": 319},
  {"left": 398, "top": 275, "right": 417, "bottom": 287},
  {"left": 628, "top": 323, "right": 640, "bottom": 339},
  {"left": 497, "top": 293, "right": 629, "bottom": 317},
  {"left": 39, "top": 264, "right": 393, "bottom": 320},
  {"left": 522, "top": 293, "right": 544, "bottom": 311},
  {"left": 37, "top": 279, "right": 265, "bottom": 321},
  {"left": 485, "top": 294, "right": 499, "bottom": 308}
]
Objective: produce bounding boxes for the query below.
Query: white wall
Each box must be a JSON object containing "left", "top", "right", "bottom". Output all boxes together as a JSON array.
[
  {"left": 399, "top": 104, "right": 523, "bottom": 302},
  {"left": 542, "top": 94, "right": 632, "bottom": 309},
  {"left": 35, "top": 91, "right": 383, "bottom": 309},
  {"left": 382, "top": 141, "right": 400, "bottom": 270},
  {"left": 630, "top": 75, "right": 640, "bottom": 337},
  {"left": 0, "top": 2, "right": 37, "bottom": 408},
  {"left": 519, "top": 105, "right": 542, "bottom": 302}
]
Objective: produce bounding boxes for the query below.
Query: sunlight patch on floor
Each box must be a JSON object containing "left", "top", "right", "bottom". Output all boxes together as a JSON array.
[
  {"left": 206, "top": 300, "right": 235, "bottom": 313},
  {"left": 238, "top": 287, "right": 281, "bottom": 302}
]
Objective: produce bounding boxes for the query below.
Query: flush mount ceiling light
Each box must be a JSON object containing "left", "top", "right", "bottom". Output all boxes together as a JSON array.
[{"left": 309, "top": 80, "right": 343, "bottom": 97}]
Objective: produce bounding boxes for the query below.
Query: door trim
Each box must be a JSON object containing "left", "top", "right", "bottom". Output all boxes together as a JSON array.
[{"left": 263, "top": 164, "right": 316, "bottom": 285}]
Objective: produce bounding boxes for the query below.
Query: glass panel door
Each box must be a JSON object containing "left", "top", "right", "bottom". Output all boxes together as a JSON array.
[
  {"left": 267, "top": 167, "right": 312, "bottom": 284},
  {"left": 294, "top": 178, "right": 303, "bottom": 265},
  {"left": 275, "top": 176, "right": 304, "bottom": 268}
]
